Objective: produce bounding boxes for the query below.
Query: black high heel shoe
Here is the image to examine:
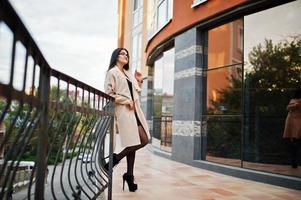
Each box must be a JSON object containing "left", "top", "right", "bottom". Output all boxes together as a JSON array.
[
  {"left": 104, "top": 153, "right": 120, "bottom": 171},
  {"left": 122, "top": 173, "right": 137, "bottom": 192}
]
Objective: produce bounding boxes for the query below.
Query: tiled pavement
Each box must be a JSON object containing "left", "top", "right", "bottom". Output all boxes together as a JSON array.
[{"left": 111, "top": 142, "right": 301, "bottom": 200}]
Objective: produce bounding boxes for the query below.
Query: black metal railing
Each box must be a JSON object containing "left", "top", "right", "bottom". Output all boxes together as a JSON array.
[
  {"left": 0, "top": 1, "right": 115, "bottom": 199},
  {"left": 153, "top": 116, "right": 172, "bottom": 147},
  {"left": 160, "top": 116, "right": 172, "bottom": 147}
]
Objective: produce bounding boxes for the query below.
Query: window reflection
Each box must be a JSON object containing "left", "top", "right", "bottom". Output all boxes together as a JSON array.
[
  {"left": 207, "top": 64, "right": 242, "bottom": 115},
  {"left": 133, "top": 0, "right": 143, "bottom": 27},
  {"left": 207, "top": 19, "right": 243, "bottom": 114},
  {"left": 205, "top": 65, "right": 242, "bottom": 166},
  {"left": 206, "top": 115, "right": 242, "bottom": 167},
  {"left": 204, "top": 1, "right": 301, "bottom": 178},
  {"left": 153, "top": 48, "right": 174, "bottom": 151},
  {"left": 153, "top": 57, "right": 163, "bottom": 141},
  {"left": 147, "top": 0, "right": 173, "bottom": 38},
  {"left": 243, "top": 0, "right": 301, "bottom": 177},
  {"left": 205, "top": 18, "right": 243, "bottom": 165},
  {"left": 157, "top": 0, "right": 167, "bottom": 29},
  {"left": 132, "top": 33, "right": 142, "bottom": 72},
  {"left": 208, "top": 19, "right": 243, "bottom": 69}
]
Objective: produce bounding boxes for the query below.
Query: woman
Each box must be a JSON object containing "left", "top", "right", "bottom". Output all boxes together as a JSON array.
[
  {"left": 283, "top": 89, "right": 301, "bottom": 168},
  {"left": 104, "top": 48, "right": 150, "bottom": 191}
]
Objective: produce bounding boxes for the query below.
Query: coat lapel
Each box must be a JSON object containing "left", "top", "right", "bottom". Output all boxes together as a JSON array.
[{"left": 123, "top": 69, "right": 140, "bottom": 101}]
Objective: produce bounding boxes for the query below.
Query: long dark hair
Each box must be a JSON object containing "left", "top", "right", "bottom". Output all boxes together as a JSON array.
[{"left": 108, "top": 48, "right": 130, "bottom": 71}]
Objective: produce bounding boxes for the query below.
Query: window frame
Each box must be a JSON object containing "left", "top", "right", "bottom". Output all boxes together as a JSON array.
[
  {"left": 132, "top": 0, "right": 143, "bottom": 27},
  {"left": 191, "top": 0, "right": 208, "bottom": 8}
]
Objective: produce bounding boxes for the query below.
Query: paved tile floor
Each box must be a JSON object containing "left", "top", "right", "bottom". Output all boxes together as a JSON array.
[{"left": 111, "top": 144, "right": 301, "bottom": 200}]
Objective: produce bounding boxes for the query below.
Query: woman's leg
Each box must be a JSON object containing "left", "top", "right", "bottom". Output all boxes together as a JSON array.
[
  {"left": 138, "top": 125, "right": 149, "bottom": 146},
  {"left": 126, "top": 151, "right": 135, "bottom": 175},
  {"left": 117, "top": 125, "right": 148, "bottom": 162},
  {"left": 104, "top": 126, "right": 148, "bottom": 172},
  {"left": 291, "top": 138, "right": 298, "bottom": 168},
  {"left": 126, "top": 126, "right": 148, "bottom": 175}
]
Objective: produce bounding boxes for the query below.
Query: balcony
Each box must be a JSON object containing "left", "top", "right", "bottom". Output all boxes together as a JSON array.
[{"left": 1, "top": 0, "right": 301, "bottom": 199}]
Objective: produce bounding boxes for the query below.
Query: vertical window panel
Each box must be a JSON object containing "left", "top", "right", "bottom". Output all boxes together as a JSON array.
[{"left": 243, "top": 0, "right": 301, "bottom": 177}]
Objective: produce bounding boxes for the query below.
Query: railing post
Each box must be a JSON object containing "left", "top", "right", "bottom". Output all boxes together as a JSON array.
[
  {"left": 107, "top": 101, "right": 114, "bottom": 200},
  {"left": 35, "top": 65, "right": 50, "bottom": 200}
]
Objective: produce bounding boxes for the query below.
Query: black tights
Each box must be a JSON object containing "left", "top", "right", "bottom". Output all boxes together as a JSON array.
[
  {"left": 116, "top": 126, "right": 148, "bottom": 175},
  {"left": 290, "top": 138, "right": 300, "bottom": 166}
]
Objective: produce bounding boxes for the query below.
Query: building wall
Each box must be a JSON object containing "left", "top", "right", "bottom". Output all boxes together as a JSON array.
[
  {"left": 118, "top": 0, "right": 133, "bottom": 59},
  {"left": 146, "top": 0, "right": 246, "bottom": 60},
  {"left": 118, "top": 0, "right": 149, "bottom": 76}
]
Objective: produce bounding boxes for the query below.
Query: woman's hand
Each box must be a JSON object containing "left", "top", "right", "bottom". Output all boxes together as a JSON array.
[
  {"left": 134, "top": 70, "right": 143, "bottom": 84},
  {"left": 127, "top": 101, "right": 134, "bottom": 110}
]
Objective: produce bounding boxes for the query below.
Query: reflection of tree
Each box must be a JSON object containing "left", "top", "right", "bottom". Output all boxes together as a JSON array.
[
  {"left": 244, "top": 36, "right": 301, "bottom": 163},
  {"left": 207, "top": 72, "right": 242, "bottom": 159},
  {"left": 207, "top": 115, "right": 241, "bottom": 159},
  {"left": 246, "top": 36, "right": 301, "bottom": 114},
  {"left": 247, "top": 36, "right": 300, "bottom": 91},
  {"left": 208, "top": 36, "right": 301, "bottom": 163},
  {"left": 209, "top": 72, "right": 242, "bottom": 114}
]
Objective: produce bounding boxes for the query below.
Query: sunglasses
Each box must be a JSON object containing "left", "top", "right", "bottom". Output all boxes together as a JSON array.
[{"left": 119, "top": 52, "right": 129, "bottom": 57}]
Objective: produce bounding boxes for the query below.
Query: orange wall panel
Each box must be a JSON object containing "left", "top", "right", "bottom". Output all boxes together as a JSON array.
[{"left": 146, "top": 0, "right": 246, "bottom": 58}]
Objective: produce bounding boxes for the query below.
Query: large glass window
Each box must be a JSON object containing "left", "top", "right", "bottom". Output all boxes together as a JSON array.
[
  {"left": 147, "top": 0, "right": 173, "bottom": 38},
  {"left": 157, "top": 0, "right": 173, "bottom": 30},
  {"left": 205, "top": 19, "right": 243, "bottom": 166},
  {"left": 157, "top": 0, "right": 167, "bottom": 29},
  {"left": 243, "top": 0, "right": 301, "bottom": 177},
  {"left": 132, "top": 0, "right": 143, "bottom": 72},
  {"left": 153, "top": 57, "right": 163, "bottom": 142},
  {"left": 133, "top": 0, "right": 143, "bottom": 27},
  {"left": 204, "top": 0, "right": 301, "bottom": 178},
  {"left": 153, "top": 48, "right": 174, "bottom": 151},
  {"left": 131, "top": 32, "right": 142, "bottom": 72}
]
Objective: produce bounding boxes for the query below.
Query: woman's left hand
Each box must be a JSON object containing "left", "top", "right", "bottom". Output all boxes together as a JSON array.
[{"left": 127, "top": 100, "right": 134, "bottom": 110}]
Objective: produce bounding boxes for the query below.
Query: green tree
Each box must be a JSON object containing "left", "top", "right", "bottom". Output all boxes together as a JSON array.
[
  {"left": 47, "top": 86, "right": 80, "bottom": 164},
  {"left": 0, "top": 86, "right": 82, "bottom": 164},
  {"left": 244, "top": 36, "right": 301, "bottom": 163}
]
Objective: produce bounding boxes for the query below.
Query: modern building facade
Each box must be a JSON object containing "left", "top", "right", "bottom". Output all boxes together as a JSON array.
[{"left": 118, "top": 0, "right": 301, "bottom": 190}]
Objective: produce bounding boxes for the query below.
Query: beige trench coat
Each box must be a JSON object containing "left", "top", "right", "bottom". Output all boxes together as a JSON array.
[
  {"left": 283, "top": 98, "right": 301, "bottom": 139},
  {"left": 104, "top": 66, "right": 150, "bottom": 147}
]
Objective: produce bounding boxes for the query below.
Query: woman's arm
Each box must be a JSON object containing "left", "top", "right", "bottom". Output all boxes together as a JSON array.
[
  {"left": 104, "top": 71, "right": 132, "bottom": 105},
  {"left": 287, "top": 99, "right": 298, "bottom": 111},
  {"left": 134, "top": 70, "right": 143, "bottom": 95}
]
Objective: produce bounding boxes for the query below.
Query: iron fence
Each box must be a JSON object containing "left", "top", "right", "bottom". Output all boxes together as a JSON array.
[
  {"left": 153, "top": 116, "right": 172, "bottom": 147},
  {"left": 0, "top": 0, "right": 115, "bottom": 199}
]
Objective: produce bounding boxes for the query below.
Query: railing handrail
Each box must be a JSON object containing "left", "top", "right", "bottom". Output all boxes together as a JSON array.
[
  {"left": 0, "top": 0, "right": 113, "bottom": 101},
  {"left": 50, "top": 69, "right": 113, "bottom": 100},
  {"left": 0, "top": 0, "right": 51, "bottom": 72}
]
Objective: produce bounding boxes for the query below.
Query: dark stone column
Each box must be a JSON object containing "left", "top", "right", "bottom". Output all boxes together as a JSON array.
[{"left": 172, "top": 27, "right": 207, "bottom": 164}]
